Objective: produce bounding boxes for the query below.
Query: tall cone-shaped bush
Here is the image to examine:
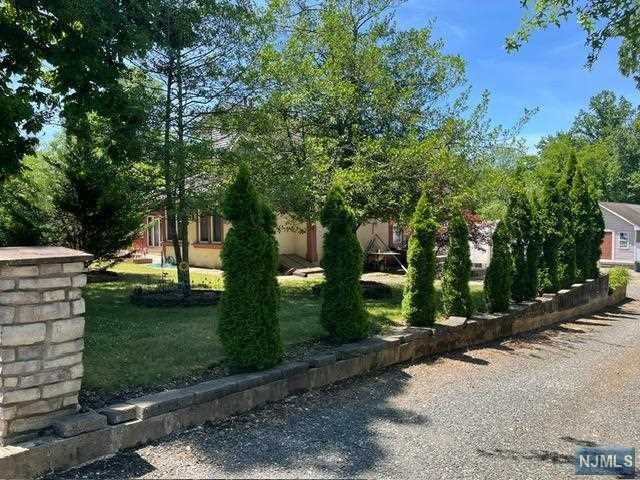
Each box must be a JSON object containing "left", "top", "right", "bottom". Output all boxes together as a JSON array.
[
  {"left": 485, "top": 220, "right": 513, "bottom": 312},
  {"left": 441, "top": 208, "right": 472, "bottom": 317},
  {"left": 402, "top": 193, "right": 438, "bottom": 326},
  {"left": 219, "top": 166, "right": 283, "bottom": 370},
  {"left": 507, "top": 190, "right": 538, "bottom": 301},
  {"left": 571, "top": 166, "right": 605, "bottom": 281},
  {"left": 320, "top": 186, "right": 369, "bottom": 342}
]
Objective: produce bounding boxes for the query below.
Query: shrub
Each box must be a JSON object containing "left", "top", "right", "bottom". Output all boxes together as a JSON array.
[
  {"left": 571, "top": 166, "right": 596, "bottom": 282},
  {"left": 558, "top": 155, "right": 577, "bottom": 288},
  {"left": 218, "top": 166, "right": 283, "bottom": 370},
  {"left": 507, "top": 190, "right": 538, "bottom": 301},
  {"left": 320, "top": 186, "right": 369, "bottom": 341},
  {"left": 609, "top": 267, "right": 630, "bottom": 291},
  {"left": 441, "top": 208, "right": 472, "bottom": 317},
  {"left": 540, "top": 175, "right": 564, "bottom": 292},
  {"left": 402, "top": 193, "right": 438, "bottom": 325},
  {"left": 485, "top": 220, "right": 513, "bottom": 312}
]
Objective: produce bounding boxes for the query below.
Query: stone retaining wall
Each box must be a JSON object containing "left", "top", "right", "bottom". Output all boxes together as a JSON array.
[{"left": 0, "top": 275, "right": 625, "bottom": 478}]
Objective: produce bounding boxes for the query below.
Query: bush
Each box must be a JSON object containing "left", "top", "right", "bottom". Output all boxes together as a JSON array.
[
  {"left": 320, "top": 186, "right": 369, "bottom": 342},
  {"left": 441, "top": 208, "right": 472, "bottom": 317},
  {"left": 402, "top": 193, "right": 438, "bottom": 325},
  {"left": 609, "top": 267, "right": 630, "bottom": 291},
  {"left": 507, "top": 190, "right": 538, "bottom": 301},
  {"left": 218, "top": 166, "right": 283, "bottom": 370},
  {"left": 485, "top": 220, "right": 513, "bottom": 312}
]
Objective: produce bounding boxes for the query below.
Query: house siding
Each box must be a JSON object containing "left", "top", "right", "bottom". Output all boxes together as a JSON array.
[{"left": 600, "top": 207, "right": 636, "bottom": 263}]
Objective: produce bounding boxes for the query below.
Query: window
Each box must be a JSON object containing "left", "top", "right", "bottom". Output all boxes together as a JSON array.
[
  {"left": 199, "top": 216, "right": 211, "bottom": 243},
  {"left": 147, "top": 217, "right": 161, "bottom": 247},
  {"left": 213, "top": 216, "right": 224, "bottom": 242},
  {"left": 166, "top": 215, "right": 181, "bottom": 241},
  {"left": 197, "top": 214, "right": 224, "bottom": 243},
  {"left": 619, "top": 232, "right": 631, "bottom": 249}
]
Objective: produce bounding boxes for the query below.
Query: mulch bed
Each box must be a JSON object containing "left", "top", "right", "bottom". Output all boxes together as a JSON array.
[
  {"left": 311, "top": 280, "right": 394, "bottom": 299},
  {"left": 130, "top": 288, "right": 222, "bottom": 307},
  {"left": 87, "top": 270, "right": 122, "bottom": 283}
]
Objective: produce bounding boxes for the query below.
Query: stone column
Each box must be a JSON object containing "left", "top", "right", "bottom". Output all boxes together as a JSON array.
[{"left": 0, "top": 247, "right": 92, "bottom": 445}]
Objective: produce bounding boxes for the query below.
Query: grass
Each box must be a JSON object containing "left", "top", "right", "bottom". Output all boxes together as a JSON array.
[{"left": 83, "top": 263, "right": 484, "bottom": 393}]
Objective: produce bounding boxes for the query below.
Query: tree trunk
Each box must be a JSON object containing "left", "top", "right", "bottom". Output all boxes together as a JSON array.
[
  {"left": 175, "top": 48, "right": 191, "bottom": 293},
  {"left": 162, "top": 50, "right": 184, "bottom": 275}
]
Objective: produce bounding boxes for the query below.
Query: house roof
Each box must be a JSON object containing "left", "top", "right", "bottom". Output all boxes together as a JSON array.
[{"left": 600, "top": 201, "right": 640, "bottom": 227}]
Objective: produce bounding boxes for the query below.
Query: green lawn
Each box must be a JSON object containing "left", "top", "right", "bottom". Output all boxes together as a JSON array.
[{"left": 82, "top": 263, "right": 483, "bottom": 393}]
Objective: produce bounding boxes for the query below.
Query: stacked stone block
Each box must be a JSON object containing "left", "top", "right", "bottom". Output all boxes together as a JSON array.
[{"left": 0, "top": 247, "right": 92, "bottom": 445}]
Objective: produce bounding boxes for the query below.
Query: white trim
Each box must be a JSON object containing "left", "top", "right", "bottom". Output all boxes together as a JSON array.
[
  {"left": 600, "top": 204, "right": 637, "bottom": 227},
  {"left": 618, "top": 231, "right": 632, "bottom": 250}
]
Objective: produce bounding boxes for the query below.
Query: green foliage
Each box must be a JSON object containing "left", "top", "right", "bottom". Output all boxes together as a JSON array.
[
  {"left": 539, "top": 175, "right": 563, "bottom": 292},
  {"left": 0, "top": 1, "right": 154, "bottom": 180},
  {"left": 509, "top": 1, "right": 640, "bottom": 86},
  {"left": 320, "top": 186, "right": 369, "bottom": 341},
  {"left": 0, "top": 154, "right": 59, "bottom": 247},
  {"left": 506, "top": 190, "right": 538, "bottom": 301},
  {"left": 402, "top": 194, "right": 438, "bottom": 325},
  {"left": 219, "top": 166, "right": 283, "bottom": 370},
  {"left": 234, "top": 0, "right": 514, "bottom": 226},
  {"left": 558, "top": 155, "right": 577, "bottom": 288},
  {"left": 534, "top": 91, "right": 640, "bottom": 205},
  {"left": 485, "top": 221, "right": 513, "bottom": 312},
  {"left": 537, "top": 154, "right": 577, "bottom": 292},
  {"left": 609, "top": 267, "right": 630, "bottom": 291},
  {"left": 571, "top": 166, "right": 603, "bottom": 281},
  {"left": 441, "top": 208, "right": 472, "bottom": 317},
  {"left": 53, "top": 136, "right": 146, "bottom": 263}
]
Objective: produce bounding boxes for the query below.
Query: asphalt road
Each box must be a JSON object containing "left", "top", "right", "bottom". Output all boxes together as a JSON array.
[{"left": 52, "top": 293, "right": 640, "bottom": 480}]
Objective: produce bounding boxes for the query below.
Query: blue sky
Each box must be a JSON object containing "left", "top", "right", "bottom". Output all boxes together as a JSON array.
[{"left": 397, "top": 0, "right": 640, "bottom": 152}]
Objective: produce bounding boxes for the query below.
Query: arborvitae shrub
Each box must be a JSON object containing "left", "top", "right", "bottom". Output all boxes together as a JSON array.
[
  {"left": 485, "top": 220, "right": 513, "bottom": 312},
  {"left": 588, "top": 194, "right": 605, "bottom": 279},
  {"left": 441, "top": 208, "right": 472, "bottom": 317},
  {"left": 402, "top": 193, "right": 438, "bottom": 325},
  {"left": 507, "top": 190, "right": 538, "bottom": 301},
  {"left": 571, "top": 167, "right": 594, "bottom": 282},
  {"left": 320, "top": 186, "right": 369, "bottom": 342},
  {"left": 219, "top": 166, "right": 283, "bottom": 370},
  {"left": 558, "top": 154, "right": 577, "bottom": 288},
  {"left": 569, "top": 164, "right": 604, "bottom": 280},
  {"left": 540, "top": 175, "right": 563, "bottom": 292}
]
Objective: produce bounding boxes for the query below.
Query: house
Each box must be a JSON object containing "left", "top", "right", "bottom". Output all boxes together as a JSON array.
[
  {"left": 599, "top": 201, "right": 640, "bottom": 266},
  {"left": 139, "top": 212, "right": 394, "bottom": 270}
]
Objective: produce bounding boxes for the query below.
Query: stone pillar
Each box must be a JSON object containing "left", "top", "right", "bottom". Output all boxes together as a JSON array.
[{"left": 0, "top": 247, "right": 92, "bottom": 445}]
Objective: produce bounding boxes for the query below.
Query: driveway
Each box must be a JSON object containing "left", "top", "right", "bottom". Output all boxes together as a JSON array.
[{"left": 51, "top": 287, "right": 640, "bottom": 479}]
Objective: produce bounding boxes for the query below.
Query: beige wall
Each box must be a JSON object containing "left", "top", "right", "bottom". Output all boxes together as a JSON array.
[
  {"left": 160, "top": 217, "right": 390, "bottom": 269},
  {"left": 275, "top": 216, "right": 308, "bottom": 258}
]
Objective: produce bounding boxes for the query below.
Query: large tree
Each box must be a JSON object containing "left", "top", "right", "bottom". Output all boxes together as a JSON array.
[
  {"left": 138, "top": 0, "right": 261, "bottom": 290},
  {"left": 232, "top": 0, "right": 469, "bottom": 226},
  {"left": 0, "top": 0, "right": 155, "bottom": 180}
]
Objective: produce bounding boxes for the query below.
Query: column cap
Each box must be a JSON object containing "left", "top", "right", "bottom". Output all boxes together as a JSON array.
[{"left": 0, "top": 247, "right": 93, "bottom": 266}]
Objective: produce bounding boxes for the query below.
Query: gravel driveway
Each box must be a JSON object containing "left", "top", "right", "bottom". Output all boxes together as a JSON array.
[{"left": 50, "top": 286, "right": 640, "bottom": 480}]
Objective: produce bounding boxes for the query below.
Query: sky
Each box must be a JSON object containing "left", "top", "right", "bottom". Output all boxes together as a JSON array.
[{"left": 396, "top": 0, "right": 640, "bottom": 152}]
